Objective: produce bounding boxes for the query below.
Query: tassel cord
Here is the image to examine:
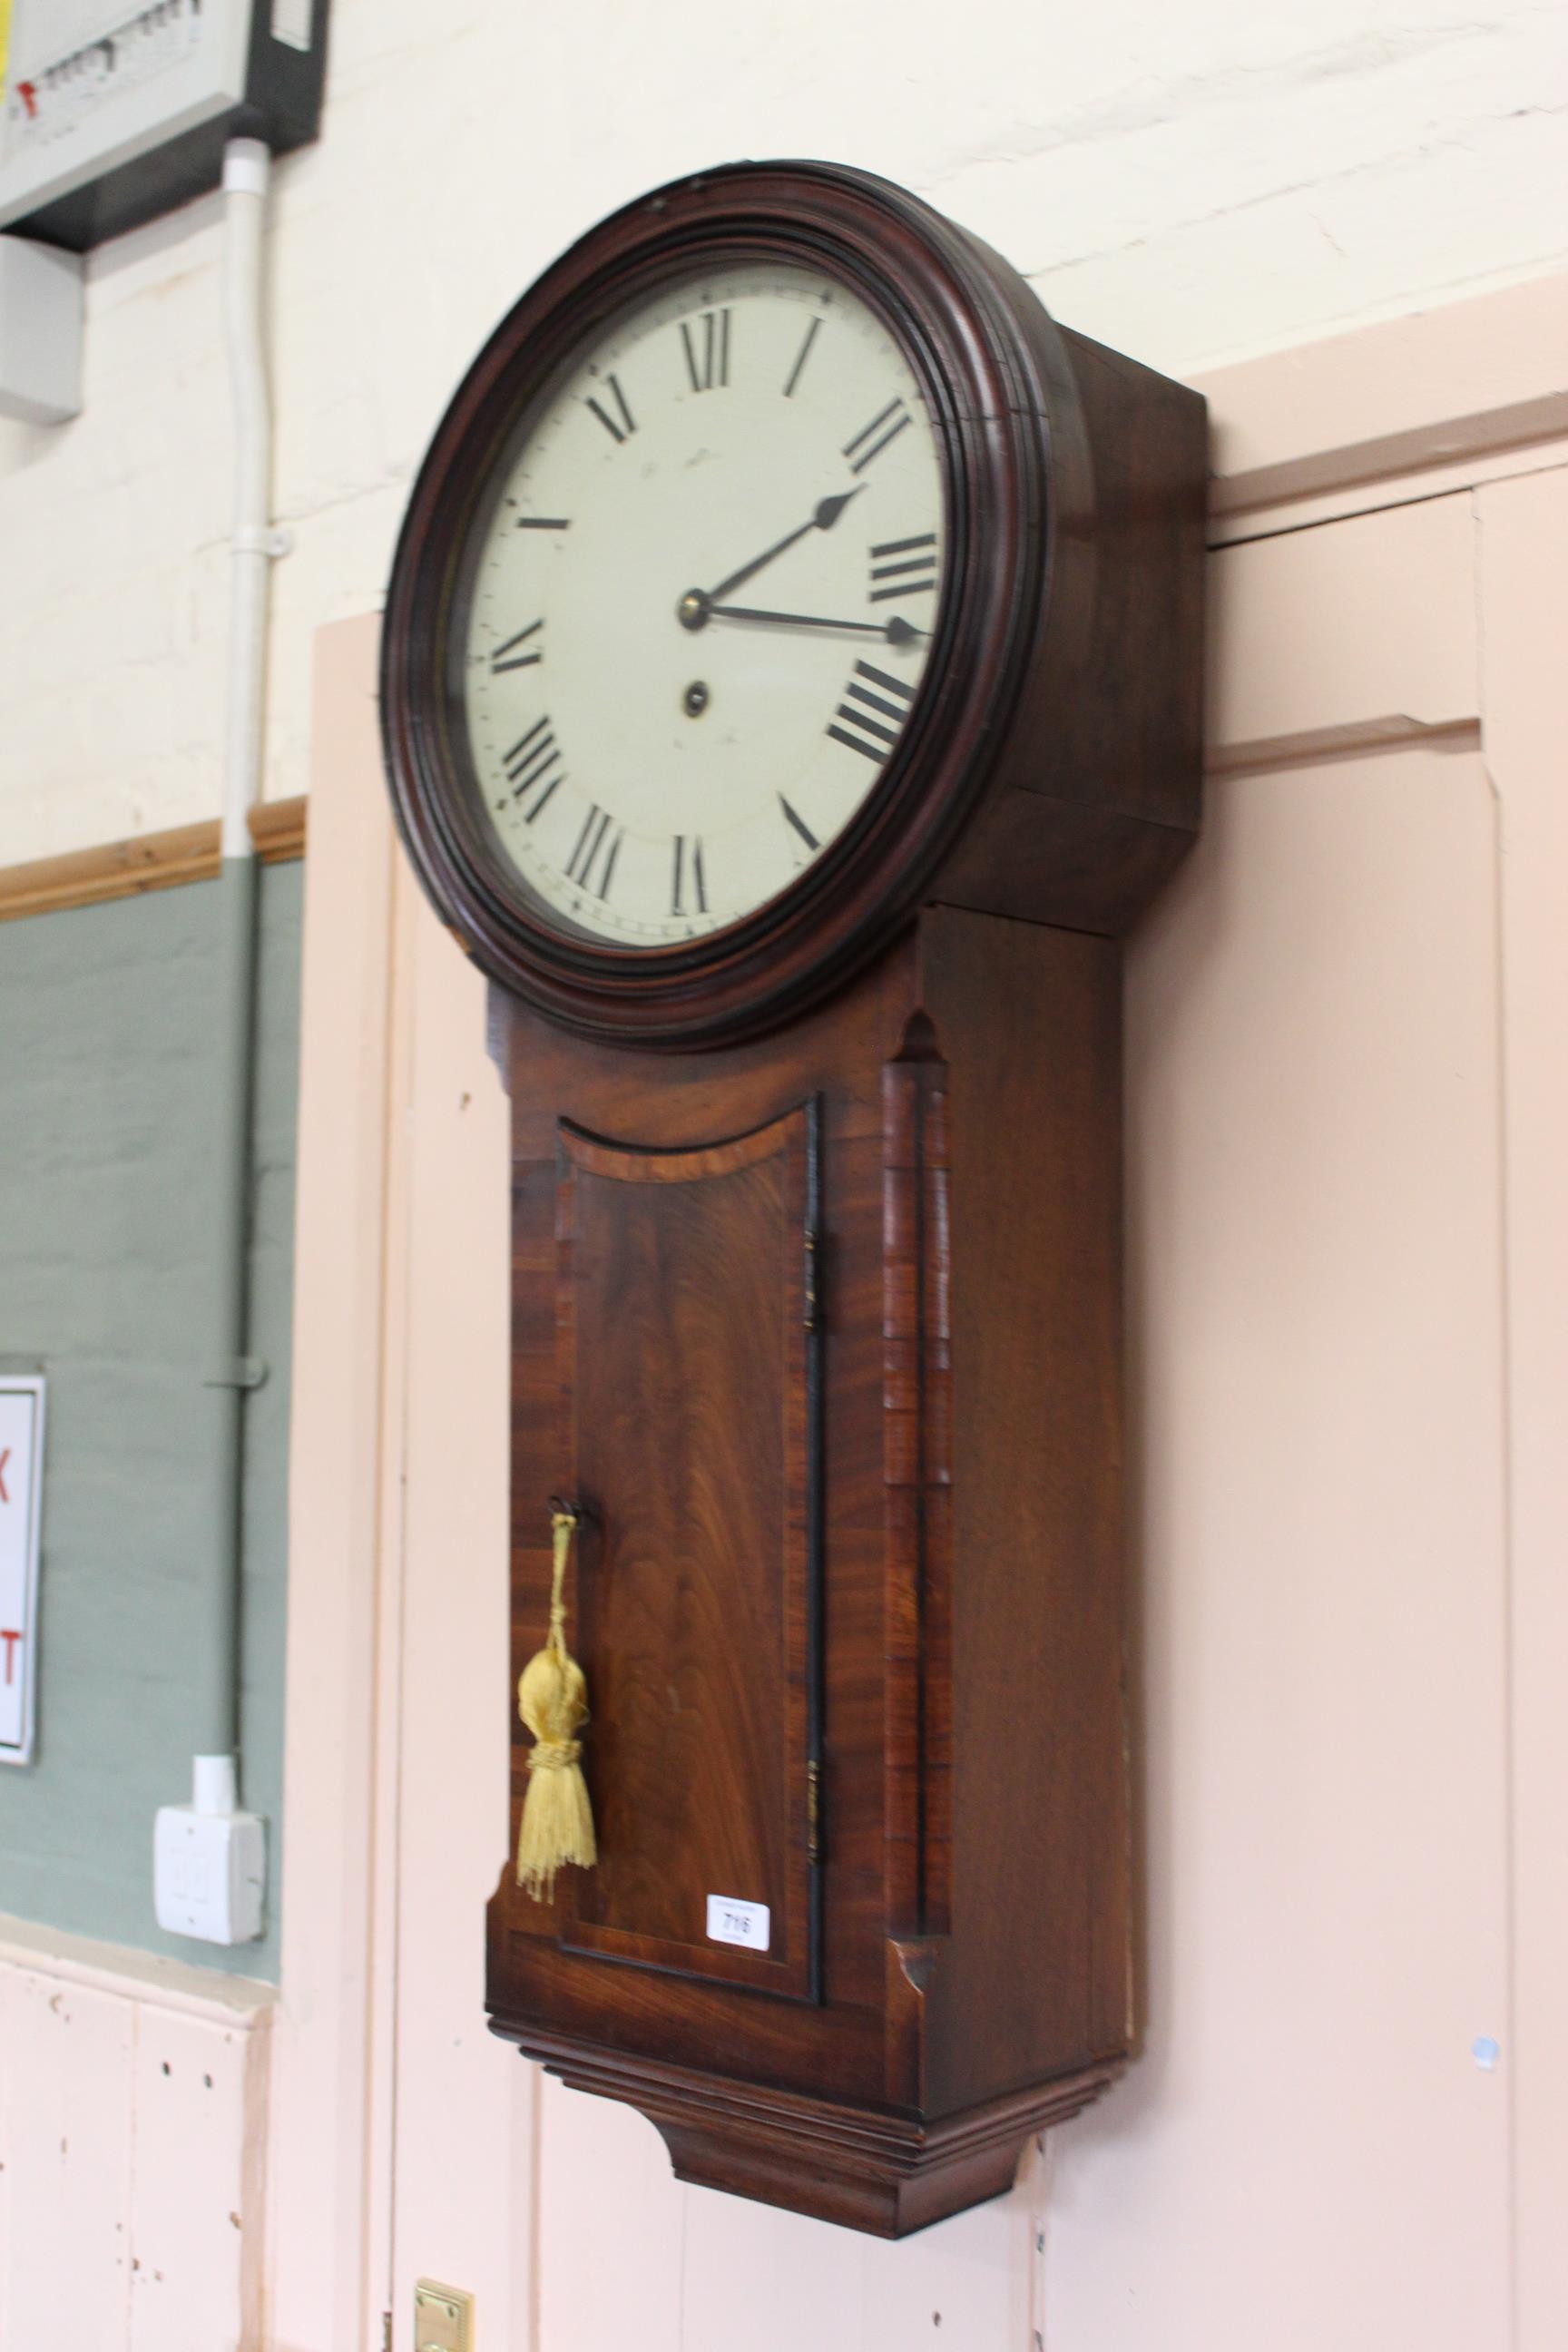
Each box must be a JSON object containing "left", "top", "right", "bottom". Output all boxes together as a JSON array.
[{"left": 516, "top": 1503, "right": 597, "bottom": 1901}]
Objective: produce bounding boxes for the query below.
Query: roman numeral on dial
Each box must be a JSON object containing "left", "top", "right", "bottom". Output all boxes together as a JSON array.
[
  {"left": 843, "top": 397, "right": 913, "bottom": 475},
  {"left": 565, "top": 804, "right": 624, "bottom": 898},
  {"left": 671, "top": 834, "right": 708, "bottom": 916},
  {"left": 502, "top": 717, "right": 564, "bottom": 818},
  {"left": 680, "top": 309, "right": 731, "bottom": 392},
  {"left": 779, "top": 795, "right": 820, "bottom": 851},
  {"left": 826, "top": 660, "right": 915, "bottom": 763},
  {"left": 782, "top": 315, "right": 822, "bottom": 397},
  {"left": 868, "top": 534, "right": 937, "bottom": 604},
  {"left": 585, "top": 373, "right": 637, "bottom": 444},
  {"left": 488, "top": 620, "right": 543, "bottom": 674}
]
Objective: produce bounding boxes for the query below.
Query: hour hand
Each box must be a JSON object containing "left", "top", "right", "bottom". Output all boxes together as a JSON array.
[{"left": 703, "top": 486, "right": 865, "bottom": 604}]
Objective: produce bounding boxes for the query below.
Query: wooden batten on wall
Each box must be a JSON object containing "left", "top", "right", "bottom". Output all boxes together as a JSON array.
[
  {"left": 0, "top": 1913, "right": 272, "bottom": 2346},
  {"left": 0, "top": 797, "right": 308, "bottom": 926}
]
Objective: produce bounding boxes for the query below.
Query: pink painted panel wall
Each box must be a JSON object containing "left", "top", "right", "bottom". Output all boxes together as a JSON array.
[
  {"left": 1048, "top": 746, "right": 1511, "bottom": 2346},
  {"left": 274, "top": 290, "right": 1568, "bottom": 2350},
  {"left": 0, "top": 1922, "right": 270, "bottom": 2349}
]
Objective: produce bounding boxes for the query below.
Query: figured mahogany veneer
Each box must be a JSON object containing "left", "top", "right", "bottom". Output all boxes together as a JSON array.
[{"left": 553, "top": 1110, "right": 823, "bottom": 2004}]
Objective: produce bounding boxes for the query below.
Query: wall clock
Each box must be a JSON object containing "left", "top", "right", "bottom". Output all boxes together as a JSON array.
[{"left": 381, "top": 159, "right": 1205, "bottom": 2235}]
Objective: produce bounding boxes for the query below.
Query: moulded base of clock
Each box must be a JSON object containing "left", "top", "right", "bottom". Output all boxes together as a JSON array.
[
  {"left": 519, "top": 2026, "right": 1122, "bottom": 2239},
  {"left": 381, "top": 159, "right": 1205, "bottom": 2236}
]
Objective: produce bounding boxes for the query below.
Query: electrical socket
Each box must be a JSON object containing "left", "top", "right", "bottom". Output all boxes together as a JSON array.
[{"left": 153, "top": 1799, "right": 265, "bottom": 1944}]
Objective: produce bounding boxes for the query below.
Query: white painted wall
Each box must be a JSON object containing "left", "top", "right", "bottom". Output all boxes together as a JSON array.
[{"left": 1, "top": 0, "right": 1564, "bottom": 864}]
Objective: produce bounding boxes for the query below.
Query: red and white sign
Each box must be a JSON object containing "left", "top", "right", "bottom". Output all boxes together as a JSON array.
[{"left": 0, "top": 1377, "right": 45, "bottom": 1765}]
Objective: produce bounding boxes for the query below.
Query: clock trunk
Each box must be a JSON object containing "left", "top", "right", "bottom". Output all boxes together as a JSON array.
[{"left": 485, "top": 903, "right": 1131, "bottom": 2235}]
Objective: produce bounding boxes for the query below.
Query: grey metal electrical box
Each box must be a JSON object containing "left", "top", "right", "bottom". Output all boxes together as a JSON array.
[
  {"left": 0, "top": 236, "right": 83, "bottom": 423},
  {"left": 0, "top": 0, "right": 328, "bottom": 251}
]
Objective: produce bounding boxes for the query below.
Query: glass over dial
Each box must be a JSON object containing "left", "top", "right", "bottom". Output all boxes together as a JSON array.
[{"left": 455, "top": 261, "right": 946, "bottom": 946}]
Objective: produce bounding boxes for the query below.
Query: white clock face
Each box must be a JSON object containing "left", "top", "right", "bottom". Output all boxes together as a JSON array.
[{"left": 456, "top": 261, "right": 946, "bottom": 946}]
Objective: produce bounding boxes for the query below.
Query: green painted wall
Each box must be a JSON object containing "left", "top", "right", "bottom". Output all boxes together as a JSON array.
[{"left": 0, "top": 865, "right": 300, "bottom": 1979}]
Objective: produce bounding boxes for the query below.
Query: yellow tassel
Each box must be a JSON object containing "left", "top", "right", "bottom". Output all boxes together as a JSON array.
[{"left": 516, "top": 1503, "right": 596, "bottom": 1901}]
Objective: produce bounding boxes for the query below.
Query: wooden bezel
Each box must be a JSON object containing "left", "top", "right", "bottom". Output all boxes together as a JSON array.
[{"left": 379, "top": 159, "right": 1092, "bottom": 1048}]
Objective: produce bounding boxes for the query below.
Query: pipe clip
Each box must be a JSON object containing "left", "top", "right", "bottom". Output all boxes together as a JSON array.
[
  {"left": 233, "top": 524, "right": 292, "bottom": 560},
  {"left": 204, "top": 1357, "right": 270, "bottom": 1391}
]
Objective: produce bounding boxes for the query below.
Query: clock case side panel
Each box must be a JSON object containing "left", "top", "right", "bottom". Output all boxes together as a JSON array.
[
  {"left": 927, "top": 265, "right": 1210, "bottom": 939},
  {"left": 900, "top": 908, "right": 1132, "bottom": 2125}
]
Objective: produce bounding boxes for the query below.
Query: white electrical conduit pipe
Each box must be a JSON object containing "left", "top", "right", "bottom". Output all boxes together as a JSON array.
[
  {"left": 221, "top": 136, "right": 275, "bottom": 858},
  {"left": 187, "top": 135, "right": 279, "bottom": 1834}
]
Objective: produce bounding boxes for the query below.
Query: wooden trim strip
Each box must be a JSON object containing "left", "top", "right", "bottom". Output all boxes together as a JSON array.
[
  {"left": 250, "top": 795, "right": 308, "bottom": 864},
  {"left": 1196, "top": 274, "right": 1568, "bottom": 509},
  {"left": 0, "top": 796, "right": 308, "bottom": 926},
  {"left": 0, "top": 1909, "right": 273, "bottom": 2024},
  {"left": 1206, "top": 713, "right": 1482, "bottom": 779},
  {"left": 1210, "top": 392, "right": 1568, "bottom": 521}
]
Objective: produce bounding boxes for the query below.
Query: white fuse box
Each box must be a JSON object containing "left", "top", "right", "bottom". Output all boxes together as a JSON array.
[{"left": 0, "top": 0, "right": 327, "bottom": 250}]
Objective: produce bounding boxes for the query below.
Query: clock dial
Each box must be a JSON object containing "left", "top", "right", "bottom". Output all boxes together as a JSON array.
[{"left": 454, "top": 263, "right": 946, "bottom": 946}]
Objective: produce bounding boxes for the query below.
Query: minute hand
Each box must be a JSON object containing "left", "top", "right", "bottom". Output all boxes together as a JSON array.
[{"left": 706, "top": 603, "right": 922, "bottom": 645}]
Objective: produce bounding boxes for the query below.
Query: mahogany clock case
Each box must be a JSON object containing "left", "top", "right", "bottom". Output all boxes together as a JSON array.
[
  {"left": 380, "top": 160, "right": 1206, "bottom": 1045},
  {"left": 380, "top": 162, "right": 1207, "bottom": 2236},
  {"left": 485, "top": 905, "right": 1140, "bottom": 2239}
]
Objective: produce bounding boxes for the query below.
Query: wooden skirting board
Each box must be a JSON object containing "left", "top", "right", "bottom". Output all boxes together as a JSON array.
[{"left": 0, "top": 797, "right": 307, "bottom": 926}]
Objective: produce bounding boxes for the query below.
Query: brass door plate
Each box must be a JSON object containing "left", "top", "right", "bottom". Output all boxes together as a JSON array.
[{"left": 414, "top": 2279, "right": 473, "bottom": 2352}]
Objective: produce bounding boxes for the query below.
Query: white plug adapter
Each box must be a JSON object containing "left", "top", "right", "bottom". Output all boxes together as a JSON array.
[{"left": 153, "top": 1755, "right": 265, "bottom": 1945}]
